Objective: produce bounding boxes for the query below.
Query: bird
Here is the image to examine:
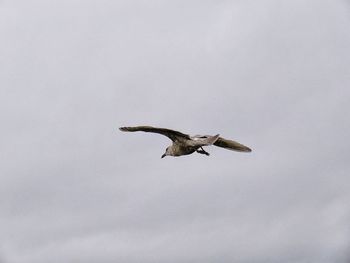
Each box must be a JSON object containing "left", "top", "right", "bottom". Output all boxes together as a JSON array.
[{"left": 119, "top": 125, "right": 252, "bottom": 158}]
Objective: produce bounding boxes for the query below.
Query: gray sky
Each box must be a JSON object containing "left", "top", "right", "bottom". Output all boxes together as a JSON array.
[{"left": 1, "top": 0, "right": 350, "bottom": 262}]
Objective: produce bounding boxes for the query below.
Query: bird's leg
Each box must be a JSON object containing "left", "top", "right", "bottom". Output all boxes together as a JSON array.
[
  {"left": 196, "top": 147, "right": 210, "bottom": 156},
  {"left": 199, "top": 146, "right": 207, "bottom": 153}
]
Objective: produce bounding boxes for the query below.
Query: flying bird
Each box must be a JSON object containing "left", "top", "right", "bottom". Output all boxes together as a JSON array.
[{"left": 119, "top": 126, "right": 252, "bottom": 158}]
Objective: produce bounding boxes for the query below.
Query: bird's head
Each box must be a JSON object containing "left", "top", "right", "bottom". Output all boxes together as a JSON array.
[{"left": 161, "top": 147, "right": 171, "bottom": 159}]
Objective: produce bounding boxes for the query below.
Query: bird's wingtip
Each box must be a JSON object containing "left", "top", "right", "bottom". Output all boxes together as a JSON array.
[
  {"left": 244, "top": 147, "right": 252, "bottom": 152},
  {"left": 119, "top": 127, "right": 128, "bottom": 132}
]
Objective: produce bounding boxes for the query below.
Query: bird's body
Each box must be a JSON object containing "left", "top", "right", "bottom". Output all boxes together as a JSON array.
[
  {"left": 165, "top": 144, "right": 197, "bottom": 157},
  {"left": 119, "top": 126, "right": 251, "bottom": 158}
]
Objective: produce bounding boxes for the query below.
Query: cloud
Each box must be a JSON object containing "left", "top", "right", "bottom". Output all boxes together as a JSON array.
[{"left": 1, "top": 0, "right": 349, "bottom": 262}]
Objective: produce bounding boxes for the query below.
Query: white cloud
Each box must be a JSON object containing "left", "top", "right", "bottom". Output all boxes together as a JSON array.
[{"left": 1, "top": 0, "right": 349, "bottom": 262}]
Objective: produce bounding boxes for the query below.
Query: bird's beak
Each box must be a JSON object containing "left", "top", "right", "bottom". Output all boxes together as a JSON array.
[{"left": 161, "top": 153, "right": 166, "bottom": 159}]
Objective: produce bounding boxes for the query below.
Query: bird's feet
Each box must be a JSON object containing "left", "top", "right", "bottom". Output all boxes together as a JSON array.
[{"left": 197, "top": 148, "right": 210, "bottom": 156}]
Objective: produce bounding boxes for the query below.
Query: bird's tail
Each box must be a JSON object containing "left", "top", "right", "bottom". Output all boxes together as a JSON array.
[
  {"left": 206, "top": 134, "right": 220, "bottom": 145},
  {"left": 192, "top": 134, "right": 220, "bottom": 146}
]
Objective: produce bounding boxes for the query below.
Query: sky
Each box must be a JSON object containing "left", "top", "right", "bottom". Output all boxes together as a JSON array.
[{"left": 1, "top": 0, "right": 350, "bottom": 262}]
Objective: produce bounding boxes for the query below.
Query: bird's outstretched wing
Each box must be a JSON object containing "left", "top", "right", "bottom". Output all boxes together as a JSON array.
[
  {"left": 214, "top": 137, "right": 252, "bottom": 152},
  {"left": 119, "top": 126, "right": 191, "bottom": 142}
]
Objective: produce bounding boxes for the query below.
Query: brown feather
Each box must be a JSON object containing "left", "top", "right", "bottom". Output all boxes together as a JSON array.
[
  {"left": 214, "top": 137, "right": 252, "bottom": 152},
  {"left": 119, "top": 126, "right": 190, "bottom": 142}
]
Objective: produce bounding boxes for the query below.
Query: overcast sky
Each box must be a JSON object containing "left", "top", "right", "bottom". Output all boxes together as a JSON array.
[{"left": 1, "top": 0, "right": 350, "bottom": 262}]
